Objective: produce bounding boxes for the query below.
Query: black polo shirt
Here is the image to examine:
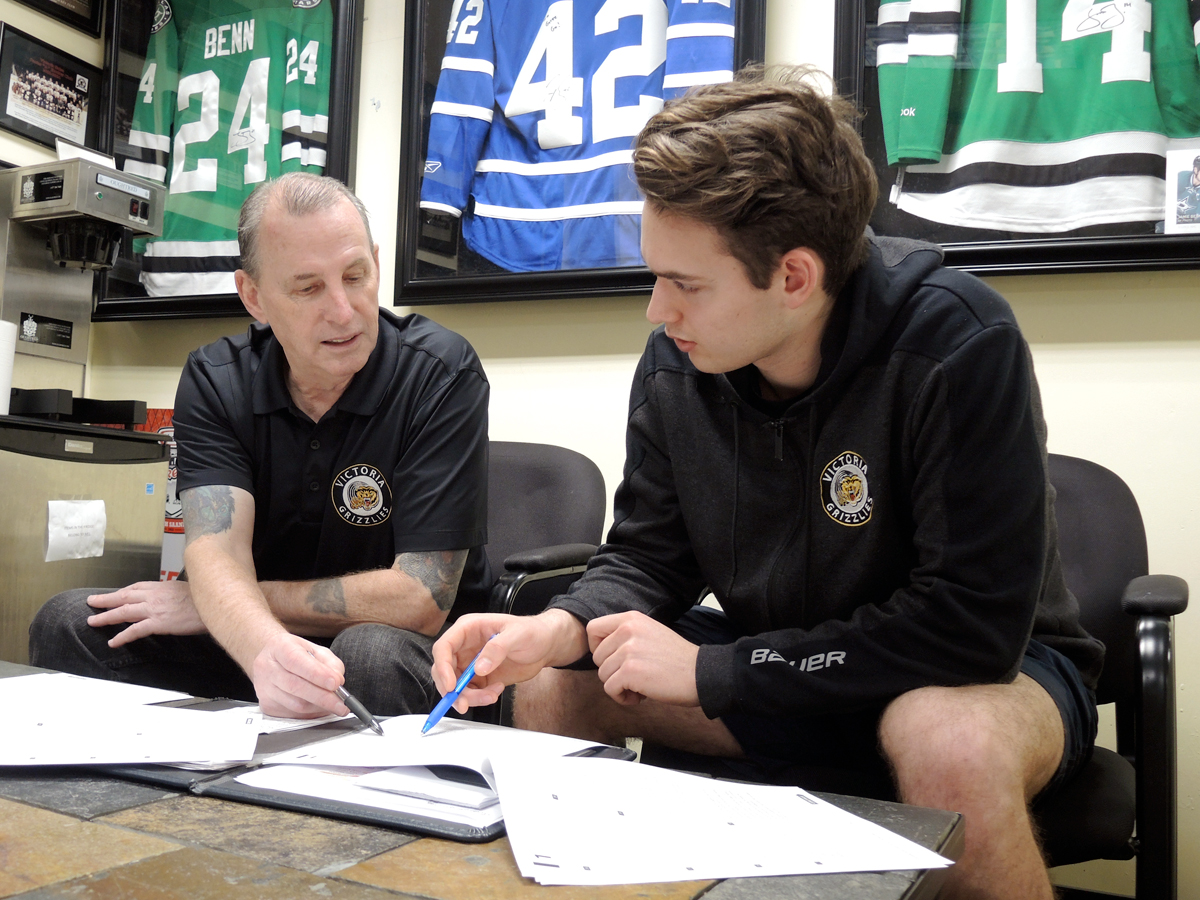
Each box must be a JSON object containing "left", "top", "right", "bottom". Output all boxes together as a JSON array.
[{"left": 173, "top": 308, "right": 491, "bottom": 618}]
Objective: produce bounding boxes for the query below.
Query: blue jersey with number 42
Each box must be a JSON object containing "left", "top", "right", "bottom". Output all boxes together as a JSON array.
[{"left": 420, "top": 0, "right": 736, "bottom": 271}]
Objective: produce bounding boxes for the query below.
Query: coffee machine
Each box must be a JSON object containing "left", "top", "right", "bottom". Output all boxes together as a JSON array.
[
  {"left": 0, "top": 157, "right": 164, "bottom": 394},
  {"left": 0, "top": 159, "right": 170, "bottom": 665}
]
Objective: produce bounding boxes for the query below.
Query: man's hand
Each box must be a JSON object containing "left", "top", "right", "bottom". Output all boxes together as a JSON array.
[
  {"left": 250, "top": 632, "right": 349, "bottom": 718},
  {"left": 86, "top": 581, "right": 207, "bottom": 648},
  {"left": 588, "top": 611, "right": 701, "bottom": 706},
  {"left": 431, "top": 610, "right": 588, "bottom": 713}
]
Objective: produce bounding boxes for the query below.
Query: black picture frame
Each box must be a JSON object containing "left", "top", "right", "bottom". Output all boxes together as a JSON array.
[
  {"left": 395, "top": 0, "right": 767, "bottom": 306},
  {"left": 13, "top": 0, "right": 104, "bottom": 38},
  {"left": 91, "top": 0, "right": 363, "bottom": 321},
  {"left": 0, "top": 22, "right": 101, "bottom": 150},
  {"left": 833, "top": 0, "right": 1200, "bottom": 276}
]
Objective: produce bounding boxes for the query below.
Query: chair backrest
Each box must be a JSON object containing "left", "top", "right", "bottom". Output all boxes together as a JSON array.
[
  {"left": 1047, "top": 454, "right": 1148, "bottom": 706},
  {"left": 485, "top": 441, "right": 607, "bottom": 577}
]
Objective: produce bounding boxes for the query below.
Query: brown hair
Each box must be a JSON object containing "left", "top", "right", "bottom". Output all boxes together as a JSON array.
[
  {"left": 238, "top": 172, "right": 373, "bottom": 279},
  {"left": 633, "top": 65, "right": 877, "bottom": 296}
]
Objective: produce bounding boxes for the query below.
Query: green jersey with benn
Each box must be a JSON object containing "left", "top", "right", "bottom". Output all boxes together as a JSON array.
[{"left": 124, "top": 0, "right": 332, "bottom": 295}]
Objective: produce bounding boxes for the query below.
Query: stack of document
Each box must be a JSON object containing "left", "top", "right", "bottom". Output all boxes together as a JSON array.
[
  {"left": 490, "top": 754, "right": 952, "bottom": 885},
  {"left": 238, "top": 715, "right": 614, "bottom": 829}
]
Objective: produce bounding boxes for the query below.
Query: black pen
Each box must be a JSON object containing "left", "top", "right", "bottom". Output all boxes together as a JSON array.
[
  {"left": 337, "top": 684, "right": 385, "bottom": 736},
  {"left": 306, "top": 649, "right": 384, "bottom": 736}
]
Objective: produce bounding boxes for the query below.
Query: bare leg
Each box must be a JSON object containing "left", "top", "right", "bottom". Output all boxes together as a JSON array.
[
  {"left": 514, "top": 666, "right": 743, "bottom": 757},
  {"left": 879, "top": 674, "right": 1064, "bottom": 900}
]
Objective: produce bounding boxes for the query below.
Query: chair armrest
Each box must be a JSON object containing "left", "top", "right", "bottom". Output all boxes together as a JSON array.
[
  {"left": 1122, "top": 574, "right": 1188, "bottom": 617},
  {"left": 1126, "top": 575, "right": 1185, "bottom": 900},
  {"left": 504, "top": 543, "right": 597, "bottom": 572}
]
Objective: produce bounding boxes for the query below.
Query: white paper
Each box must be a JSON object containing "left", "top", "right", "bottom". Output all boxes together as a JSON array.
[
  {"left": 45, "top": 499, "right": 106, "bottom": 561},
  {"left": 0, "top": 672, "right": 190, "bottom": 710},
  {"left": 200, "top": 704, "right": 350, "bottom": 734},
  {"left": 265, "top": 714, "right": 609, "bottom": 791},
  {"left": 491, "top": 755, "right": 951, "bottom": 886},
  {"left": 357, "top": 765, "right": 499, "bottom": 809},
  {"left": 0, "top": 703, "right": 260, "bottom": 766},
  {"left": 235, "top": 765, "right": 505, "bottom": 829}
]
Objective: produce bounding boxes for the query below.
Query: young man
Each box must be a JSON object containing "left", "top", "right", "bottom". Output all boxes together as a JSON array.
[
  {"left": 432, "top": 68, "right": 1103, "bottom": 899},
  {"left": 31, "top": 173, "right": 490, "bottom": 719}
]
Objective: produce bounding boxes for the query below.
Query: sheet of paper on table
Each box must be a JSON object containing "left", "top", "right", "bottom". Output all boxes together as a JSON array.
[
  {"left": 264, "top": 714, "right": 607, "bottom": 791},
  {"left": 235, "top": 764, "right": 505, "bottom": 829},
  {"left": 0, "top": 703, "right": 261, "bottom": 766},
  {"left": 0, "top": 672, "right": 190, "bottom": 709},
  {"left": 199, "top": 704, "right": 350, "bottom": 734},
  {"left": 491, "top": 754, "right": 952, "bottom": 886}
]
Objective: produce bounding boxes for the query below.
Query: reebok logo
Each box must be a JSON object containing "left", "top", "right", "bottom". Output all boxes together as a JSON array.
[
  {"left": 901, "top": 106, "right": 916, "bottom": 116},
  {"left": 750, "top": 649, "right": 846, "bottom": 672}
]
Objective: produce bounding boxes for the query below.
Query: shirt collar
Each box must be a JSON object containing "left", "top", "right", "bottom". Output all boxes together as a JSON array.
[{"left": 250, "top": 311, "right": 394, "bottom": 417}]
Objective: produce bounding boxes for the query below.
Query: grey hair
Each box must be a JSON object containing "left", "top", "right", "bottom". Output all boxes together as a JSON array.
[{"left": 237, "top": 172, "right": 374, "bottom": 279}]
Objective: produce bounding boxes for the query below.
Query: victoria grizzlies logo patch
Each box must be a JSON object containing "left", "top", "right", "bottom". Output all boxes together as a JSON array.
[
  {"left": 820, "top": 451, "right": 873, "bottom": 526},
  {"left": 332, "top": 465, "right": 392, "bottom": 526},
  {"left": 151, "top": 0, "right": 172, "bottom": 33}
]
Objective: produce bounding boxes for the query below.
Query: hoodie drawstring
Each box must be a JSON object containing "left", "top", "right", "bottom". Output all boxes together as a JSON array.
[{"left": 727, "top": 403, "right": 740, "bottom": 598}]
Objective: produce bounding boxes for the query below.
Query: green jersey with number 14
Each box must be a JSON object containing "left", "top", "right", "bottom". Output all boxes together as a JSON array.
[
  {"left": 124, "top": 0, "right": 332, "bottom": 296},
  {"left": 875, "top": 0, "right": 1200, "bottom": 232}
]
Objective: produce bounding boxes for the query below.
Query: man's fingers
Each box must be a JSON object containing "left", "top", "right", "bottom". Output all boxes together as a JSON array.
[
  {"left": 472, "top": 638, "right": 511, "bottom": 678},
  {"left": 87, "top": 605, "right": 142, "bottom": 628},
  {"left": 277, "top": 639, "right": 342, "bottom": 692},
  {"left": 107, "top": 621, "right": 151, "bottom": 648},
  {"left": 86, "top": 592, "right": 131, "bottom": 609},
  {"left": 454, "top": 682, "right": 504, "bottom": 712},
  {"left": 304, "top": 642, "right": 346, "bottom": 680}
]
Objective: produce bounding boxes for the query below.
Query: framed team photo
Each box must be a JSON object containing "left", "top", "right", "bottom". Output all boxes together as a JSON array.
[
  {"left": 92, "top": 0, "right": 362, "bottom": 320},
  {"left": 394, "top": 0, "right": 767, "bottom": 306},
  {"left": 834, "top": 0, "right": 1200, "bottom": 274},
  {"left": 0, "top": 23, "right": 100, "bottom": 150},
  {"left": 12, "top": 0, "right": 104, "bottom": 37}
]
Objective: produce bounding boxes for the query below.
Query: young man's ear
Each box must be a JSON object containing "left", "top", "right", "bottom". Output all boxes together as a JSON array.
[
  {"left": 777, "top": 247, "right": 826, "bottom": 309},
  {"left": 235, "top": 270, "right": 268, "bottom": 325}
]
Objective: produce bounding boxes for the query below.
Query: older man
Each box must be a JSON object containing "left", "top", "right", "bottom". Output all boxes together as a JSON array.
[{"left": 31, "top": 173, "right": 490, "bottom": 718}]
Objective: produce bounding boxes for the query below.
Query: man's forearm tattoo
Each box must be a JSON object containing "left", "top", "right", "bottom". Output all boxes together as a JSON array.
[
  {"left": 395, "top": 550, "right": 468, "bottom": 612},
  {"left": 307, "top": 578, "right": 347, "bottom": 616},
  {"left": 181, "top": 486, "right": 235, "bottom": 544}
]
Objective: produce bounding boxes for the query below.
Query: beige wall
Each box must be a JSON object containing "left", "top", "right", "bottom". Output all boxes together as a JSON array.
[{"left": 7, "top": 0, "right": 1196, "bottom": 894}]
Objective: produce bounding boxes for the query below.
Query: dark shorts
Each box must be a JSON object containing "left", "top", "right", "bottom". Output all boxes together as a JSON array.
[{"left": 670, "top": 605, "right": 1098, "bottom": 801}]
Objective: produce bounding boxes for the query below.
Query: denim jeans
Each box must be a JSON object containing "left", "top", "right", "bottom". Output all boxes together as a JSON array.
[{"left": 28, "top": 588, "right": 441, "bottom": 716}]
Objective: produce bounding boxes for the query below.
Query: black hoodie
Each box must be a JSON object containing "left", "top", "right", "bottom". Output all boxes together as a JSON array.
[{"left": 549, "top": 236, "right": 1104, "bottom": 720}]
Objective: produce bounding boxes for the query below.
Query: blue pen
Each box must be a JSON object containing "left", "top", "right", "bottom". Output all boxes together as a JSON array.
[{"left": 422, "top": 638, "right": 494, "bottom": 735}]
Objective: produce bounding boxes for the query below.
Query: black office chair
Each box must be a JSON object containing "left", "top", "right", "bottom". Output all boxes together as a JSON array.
[
  {"left": 637, "top": 454, "right": 1186, "bottom": 899},
  {"left": 1034, "top": 454, "right": 1187, "bottom": 900},
  {"left": 474, "top": 440, "right": 606, "bottom": 725}
]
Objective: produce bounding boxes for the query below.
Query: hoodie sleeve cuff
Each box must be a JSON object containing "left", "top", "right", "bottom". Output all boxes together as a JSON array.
[{"left": 696, "top": 642, "right": 738, "bottom": 719}]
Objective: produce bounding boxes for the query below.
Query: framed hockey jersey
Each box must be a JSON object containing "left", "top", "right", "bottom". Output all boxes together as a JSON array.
[
  {"left": 835, "top": 0, "right": 1200, "bottom": 273},
  {"left": 92, "top": 0, "right": 362, "bottom": 319},
  {"left": 396, "top": 0, "right": 766, "bottom": 305}
]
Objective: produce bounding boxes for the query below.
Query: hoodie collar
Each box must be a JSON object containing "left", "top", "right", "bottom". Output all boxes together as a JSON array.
[{"left": 717, "top": 234, "right": 944, "bottom": 416}]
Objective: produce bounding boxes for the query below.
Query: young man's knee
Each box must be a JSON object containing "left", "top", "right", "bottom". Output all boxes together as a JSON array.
[
  {"left": 513, "top": 667, "right": 607, "bottom": 737},
  {"left": 879, "top": 685, "right": 1029, "bottom": 787}
]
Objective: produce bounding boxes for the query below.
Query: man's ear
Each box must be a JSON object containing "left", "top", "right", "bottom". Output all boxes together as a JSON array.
[
  {"left": 778, "top": 247, "right": 826, "bottom": 310},
  {"left": 235, "top": 270, "right": 268, "bottom": 324}
]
